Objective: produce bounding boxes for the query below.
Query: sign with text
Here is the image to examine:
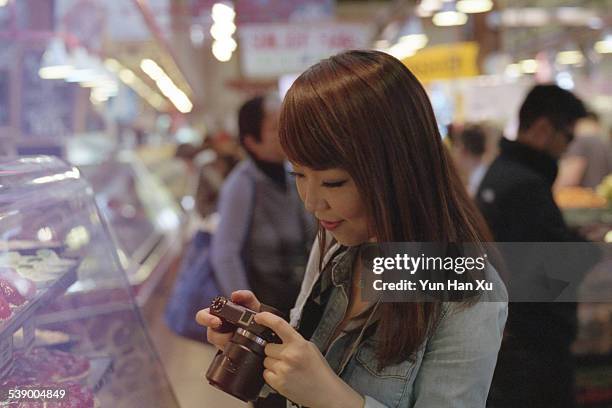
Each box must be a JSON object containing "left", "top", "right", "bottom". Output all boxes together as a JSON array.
[
  {"left": 236, "top": 0, "right": 334, "bottom": 24},
  {"left": 402, "top": 42, "right": 480, "bottom": 84},
  {"left": 239, "top": 23, "right": 373, "bottom": 78}
]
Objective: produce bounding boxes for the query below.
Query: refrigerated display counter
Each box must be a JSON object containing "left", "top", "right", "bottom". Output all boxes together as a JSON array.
[{"left": 0, "top": 156, "right": 179, "bottom": 407}]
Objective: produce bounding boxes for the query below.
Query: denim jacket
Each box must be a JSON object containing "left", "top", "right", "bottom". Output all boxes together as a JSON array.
[{"left": 289, "top": 240, "right": 508, "bottom": 408}]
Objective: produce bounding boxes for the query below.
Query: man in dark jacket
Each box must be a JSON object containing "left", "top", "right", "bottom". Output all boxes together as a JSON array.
[{"left": 477, "top": 85, "right": 587, "bottom": 408}]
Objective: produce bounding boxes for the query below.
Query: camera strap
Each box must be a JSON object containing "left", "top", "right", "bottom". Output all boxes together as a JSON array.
[
  {"left": 286, "top": 301, "right": 381, "bottom": 408},
  {"left": 336, "top": 299, "right": 381, "bottom": 376}
]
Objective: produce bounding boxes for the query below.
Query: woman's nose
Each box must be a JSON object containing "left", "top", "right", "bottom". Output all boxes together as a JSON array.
[{"left": 303, "top": 186, "right": 327, "bottom": 213}]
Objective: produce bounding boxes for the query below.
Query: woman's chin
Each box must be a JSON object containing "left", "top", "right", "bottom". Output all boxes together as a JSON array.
[{"left": 330, "top": 232, "right": 367, "bottom": 247}]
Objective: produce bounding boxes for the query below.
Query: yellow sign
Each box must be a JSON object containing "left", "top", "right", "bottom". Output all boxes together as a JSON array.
[{"left": 402, "top": 42, "right": 479, "bottom": 83}]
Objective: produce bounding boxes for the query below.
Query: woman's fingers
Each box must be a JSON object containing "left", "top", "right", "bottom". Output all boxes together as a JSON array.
[
  {"left": 230, "top": 290, "right": 261, "bottom": 311},
  {"left": 263, "top": 369, "right": 282, "bottom": 391},
  {"left": 264, "top": 343, "right": 283, "bottom": 359},
  {"left": 195, "top": 308, "right": 231, "bottom": 350},
  {"left": 254, "top": 312, "right": 300, "bottom": 343},
  {"left": 206, "top": 331, "right": 230, "bottom": 350},
  {"left": 263, "top": 356, "right": 282, "bottom": 371},
  {"left": 195, "top": 308, "right": 221, "bottom": 328}
]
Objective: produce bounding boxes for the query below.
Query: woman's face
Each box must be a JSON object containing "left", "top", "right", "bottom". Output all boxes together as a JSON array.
[{"left": 290, "top": 164, "right": 371, "bottom": 246}]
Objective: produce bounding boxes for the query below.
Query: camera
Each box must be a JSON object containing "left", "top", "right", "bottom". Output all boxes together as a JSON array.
[{"left": 205, "top": 296, "right": 281, "bottom": 402}]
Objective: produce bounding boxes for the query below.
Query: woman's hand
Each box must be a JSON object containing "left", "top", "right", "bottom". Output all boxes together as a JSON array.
[
  {"left": 254, "top": 312, "right": 365, "bottom": 408},
  {"left": 195, "top": 290, "right": 261, "bottom": 350}
]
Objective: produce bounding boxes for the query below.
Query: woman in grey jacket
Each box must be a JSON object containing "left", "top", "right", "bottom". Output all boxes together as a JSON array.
[{"left": 198, "top": 51, "right": 507, "bottom": 407}]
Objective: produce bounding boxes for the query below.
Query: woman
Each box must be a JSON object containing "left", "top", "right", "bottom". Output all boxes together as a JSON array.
[{"left": 198, "top": 51, "right": 507, "bottom": 407}]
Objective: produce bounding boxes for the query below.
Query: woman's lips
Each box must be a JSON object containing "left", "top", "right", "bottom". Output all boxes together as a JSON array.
[{"left": 319, "top": 220, "right": 343, "bottom": 230}]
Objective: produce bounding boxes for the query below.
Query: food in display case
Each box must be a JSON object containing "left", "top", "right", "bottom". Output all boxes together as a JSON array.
[
  {"left": 0, "top": 156, "right": 178, "bottom": 407},
  {"left": 596, "top": 174, "right": 612, "bottom": 203},
  {"left": 1, "top": 250, "right": 76, "bottom": 289},
  {"left": 555, "top": 186, "right": 608, "bottom": 209},
  {"left": 11, "top": 348, "right": 91, "bottom": 383}
]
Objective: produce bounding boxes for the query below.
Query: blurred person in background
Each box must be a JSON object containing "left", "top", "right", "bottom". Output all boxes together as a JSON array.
[
  {"left": 555, "top": 111, "right": 612, "bottom": 190},
  {"left": 477, "top": 84, "right": 588, "bottom": 408},
  {"left": 193, "top": 133, "right": 242, "bottom": 218},
  {"left": 452, "top": 124, "right": 489, "bottom": 197}
]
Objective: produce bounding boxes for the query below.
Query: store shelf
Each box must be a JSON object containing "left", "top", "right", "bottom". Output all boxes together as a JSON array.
[{"left": 0, "top": 261, "right": 79, "bottom": 343}]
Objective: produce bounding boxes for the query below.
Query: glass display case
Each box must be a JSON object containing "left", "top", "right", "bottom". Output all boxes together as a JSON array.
[
  {"left": 0, "top": 156, "right": 179, "bottom": 407},
  {"left": 78, "top": 150, "right": 184, "bottom": 305}
]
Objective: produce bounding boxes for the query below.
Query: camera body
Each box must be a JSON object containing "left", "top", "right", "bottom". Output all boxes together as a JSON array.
[{"left": 205, "top": 296, "right": 281, "bottom": 402}]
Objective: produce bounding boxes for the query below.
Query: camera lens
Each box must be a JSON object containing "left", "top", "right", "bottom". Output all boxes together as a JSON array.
[{"left": 205, "top": 329, "right": 268, "bottom": 402}]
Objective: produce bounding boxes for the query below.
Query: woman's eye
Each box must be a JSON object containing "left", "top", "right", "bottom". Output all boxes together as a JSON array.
[
  {"left": 289, "top": 171, "right": 304, "bottom": 178},
  {"left": 322, "top": 180, "right": 347, "bottom": 188}
]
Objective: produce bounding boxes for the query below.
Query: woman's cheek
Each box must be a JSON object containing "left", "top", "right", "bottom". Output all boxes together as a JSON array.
[{"left": 332, "top": 190, "right": 365, "bottom": 220}]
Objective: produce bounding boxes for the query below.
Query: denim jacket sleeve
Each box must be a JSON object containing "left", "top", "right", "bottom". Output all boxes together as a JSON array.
[{"left": 361, "top": 300, "right": 507, "bottom": 408}]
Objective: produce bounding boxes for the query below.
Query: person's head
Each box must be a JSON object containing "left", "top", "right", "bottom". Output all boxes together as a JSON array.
[
  {"left": 279, "top": 50, "right": 491, "bottom": 366},
  {"left": 281, "top": 50, "right": 488, "bottom": 247},
  {"left": 451, "top": 124, "right": 487, "bottom": 182},
  {"left": 453, "top": 123, "right": 486, "bottom": 162},
  {"left": 457, "top": 125, "right": 486, "bottom": 158},
  {"left": 517, "top": 84, "right": 587, "bottom": 159},
  {"left": 238, "top": 95, "right": 284, "bottom": 163}
]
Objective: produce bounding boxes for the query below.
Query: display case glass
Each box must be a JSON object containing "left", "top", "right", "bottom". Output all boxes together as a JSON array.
[
  {"left": 78, "top": 151, "right": 183, "bottom": 304},
  {"left": 0, "top": 156, "right": 179, "bottom": 407}
]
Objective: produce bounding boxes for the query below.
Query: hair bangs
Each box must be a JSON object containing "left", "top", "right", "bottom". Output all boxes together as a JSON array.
[{"left": 280, "top": 74, "right": 347, "bottom": 170}]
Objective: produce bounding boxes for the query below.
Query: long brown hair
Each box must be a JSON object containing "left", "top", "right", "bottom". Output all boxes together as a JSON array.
[{"left": 279, "top": 50, "right": 492, "bottom": 367}]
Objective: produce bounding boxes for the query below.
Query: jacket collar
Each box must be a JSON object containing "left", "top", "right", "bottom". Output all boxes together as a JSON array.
[
  {"left": 499, "top": 138, "right": 559, "bottom": 186},
  {"left": 331, "top": 246, "right": 360, "bottom": 287},
  {"left": 247, "top": 157, "right": 287, "bottom": 191}
]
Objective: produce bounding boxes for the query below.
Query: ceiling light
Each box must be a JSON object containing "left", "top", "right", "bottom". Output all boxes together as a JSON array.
[
  {"left": 556, "top": 7, "right": 596, "bottom": 26},
  {"left": 140, "top": 58, "right": 193, "bottom": 113},
  {"left": 212, "top": 3, "right": 235, "bottom": 22},
  {"left": 119, "top": 69, "right": 135, "bottom": 84},
  {"left": 556, "top": 71, "right": 574, "bottom": 90},
  {"left": 38, "top": 38, "right": 74, "bottom": 79},
  {"left": 417, "top": 0, "right": 442, "bottom": 17},
  {"left": 594, "top": 34, "right": 612, "bottom": 54},
  {"left": 210, "top": 21, "right": 237, "bottom": 41},
  {"left": 39, "top": 66, "right": 74, "bottom": 80},
  {"left": 519, "top": 59, "right": 538, "bottom": 74},
  {"left": 556, "top": 50, "right": 584, "bottom": 65},
  {"left": 140, "top": 59, "right": 165, "bottom": 80},
  {"left": 456, "top": 0, "right": 493, "bottom": 14},
  {"left": 399, "top": 34, "right": 428, "bottom": 50},
  {"left": 212, "top": 40, "right": 233, "bottom": 62},
  {"left": 504, "top": 63, "right": 522, "bottom": 78},
  {"left": 190, "top": 24, "right": 205, "bottom": 47},
  {"left": 500, "top": 8, "right": 550, "bottom": 27},
  {"left": 104, "top": 58, "right": 121, "bottom": 73},
  {"left": 397, "top": 17, "right": 428, "bottom": 50},
  {"left": 433, "top": 2, "right": 468, "bottom": 27},
  {"left": 386, "top": 43, "right": 417, "bottom": 60}
]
